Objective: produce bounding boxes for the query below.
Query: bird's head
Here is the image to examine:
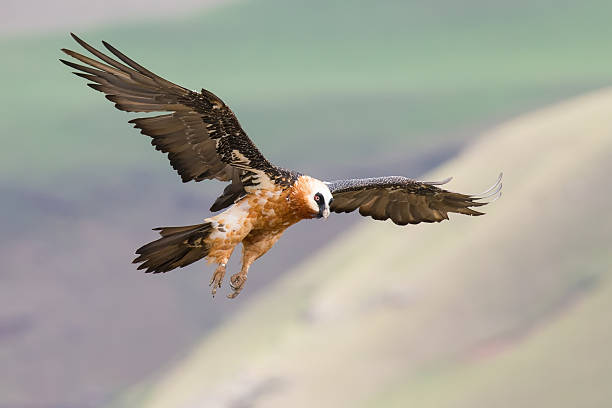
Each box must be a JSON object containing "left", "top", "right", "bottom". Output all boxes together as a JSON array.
[{"left": 293, "top": 176, "right": 334, "bottom": 219}]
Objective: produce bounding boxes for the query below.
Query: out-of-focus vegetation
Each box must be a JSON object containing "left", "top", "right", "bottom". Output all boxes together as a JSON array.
[
  {"left": 3, "top": 0, "right": 612, "bottom": 186},
  {"left": 2, "top": 0, "right": 612, "bottom": 407},
  {"left": 116, "top": 88, "right": 612, "bottom": 408}
]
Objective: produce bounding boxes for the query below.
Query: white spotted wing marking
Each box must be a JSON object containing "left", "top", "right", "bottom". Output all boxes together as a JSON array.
[
  {"left": 229, "top": 150, "right": 276, "bottom": 191},
  {"left": 230, "top": 150, "right": 251, "bottom": 168}
]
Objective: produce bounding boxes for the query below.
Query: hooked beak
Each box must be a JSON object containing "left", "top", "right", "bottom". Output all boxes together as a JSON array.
[{"left": 316, "top": 198, "right": 332, "bottom": 219}]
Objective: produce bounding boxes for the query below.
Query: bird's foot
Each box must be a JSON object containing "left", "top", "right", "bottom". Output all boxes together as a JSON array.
[
  {"left": 209, "top": 264, "right": 226, "bottom": 298},
  {"left": 227, "top": 272, "right": 247, "bottom": 299}
]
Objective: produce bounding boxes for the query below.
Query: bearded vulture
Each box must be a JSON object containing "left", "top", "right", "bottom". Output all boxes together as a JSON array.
[{"left": 60, "top": 34, "right": 502, "bottom": 298}]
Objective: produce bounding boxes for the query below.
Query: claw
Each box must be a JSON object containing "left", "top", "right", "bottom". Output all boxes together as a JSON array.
[{"left": 227, "top": 273, "right": 247, "bottom": 299}]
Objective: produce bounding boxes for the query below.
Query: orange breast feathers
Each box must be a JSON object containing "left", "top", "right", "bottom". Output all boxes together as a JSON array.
[
  {"left": 247, "top": 176, "right": 324, "bottom": 228},
  {"left": 203, "top": 176, "right": 329, "bottom": 265},
  {"left": 239, "top": 175, "right": 329, "bottom": 228},
  {"left": 206, "top": 180, "right": 315, "bottom": 240}
]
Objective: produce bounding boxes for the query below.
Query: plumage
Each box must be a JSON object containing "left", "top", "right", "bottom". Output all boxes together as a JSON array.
[
  {"left": 326, "top": 174, "right": 501, "bottom": 225},
  {"left": 61, "top": 34, "right": 502, "bottom": 298}
]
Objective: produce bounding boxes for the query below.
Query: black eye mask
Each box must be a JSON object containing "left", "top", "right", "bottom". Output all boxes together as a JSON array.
[{"left": 314, "top": 192, "right": 325, "bottom": 218}]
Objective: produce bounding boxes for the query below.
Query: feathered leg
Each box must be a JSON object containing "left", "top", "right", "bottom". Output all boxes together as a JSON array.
[
  {"left": 228, "top": 230, "right": 284, "bottom": 299},
  {"left": 208, "top": 246, "right": 237, "bottom": 297}
]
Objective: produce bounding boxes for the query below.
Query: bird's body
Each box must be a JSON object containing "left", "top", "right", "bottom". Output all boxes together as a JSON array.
[
  {"left": 61, "top": 34, "right": 501, "bottom": 298},
  {"left": 133, "top": 173, "right": 332, "bottom": 297}
]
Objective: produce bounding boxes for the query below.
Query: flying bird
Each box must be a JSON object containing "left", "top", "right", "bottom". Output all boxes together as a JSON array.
[{"left": 60, "top": 34, "right": 502, "bottom": 299}]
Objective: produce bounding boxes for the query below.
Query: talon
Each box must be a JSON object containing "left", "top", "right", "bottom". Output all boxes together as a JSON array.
[
  {"left": 227, "top": 273, "right": 247, "bottom": 299},
  {"left": 229, "top": 274, "right": 241, "bottom": 290},
  {"left": 211, "top": 281, "right": 221, "bottom": 297}
]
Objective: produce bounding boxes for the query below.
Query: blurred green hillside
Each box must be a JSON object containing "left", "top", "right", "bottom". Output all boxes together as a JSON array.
[
  {"left": 3, "top": 0, "right": 612, "bottom": 187},
  {"left": 3, "top": 1, "right": 612, "bottom": 407},
  {"left": 114, "top": 88, "right": 612, "bottom": 407}
]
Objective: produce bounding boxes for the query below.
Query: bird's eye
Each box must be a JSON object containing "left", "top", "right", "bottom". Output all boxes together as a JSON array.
[{"left": 314, "top": 195, "right": 320, "bottom": 202}]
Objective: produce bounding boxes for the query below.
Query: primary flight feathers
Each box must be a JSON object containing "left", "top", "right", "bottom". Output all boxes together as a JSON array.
[
  {"left": 61, "top": 32, "right": 282, "bottom": 211},
  {"left": 61, "top": 34, "right": 501, "bottom": 298}
]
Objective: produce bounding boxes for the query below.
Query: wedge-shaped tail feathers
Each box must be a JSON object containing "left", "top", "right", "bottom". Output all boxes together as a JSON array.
[{"left": 133, "top": 222, "right": 213, "bottom": 273}]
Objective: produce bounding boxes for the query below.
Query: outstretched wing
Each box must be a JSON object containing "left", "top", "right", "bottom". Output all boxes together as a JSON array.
[
  {"left": 326, "top": 173, "right": 502, "bottom": 225},
  {"left": 60, "top": 33, "right": 279, "bottom": 209}
]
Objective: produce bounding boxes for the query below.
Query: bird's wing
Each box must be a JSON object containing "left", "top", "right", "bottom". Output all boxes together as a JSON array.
[
  {"left": 60, "top": 33, "right": 280, "bottom": 209},
  {"left": 326, "top": 173, "right": 502, "bottom": 225}
]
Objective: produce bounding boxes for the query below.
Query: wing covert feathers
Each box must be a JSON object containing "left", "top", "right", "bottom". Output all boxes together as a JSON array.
[{"left": 327, "top": 173, "right": 502, "bottom": 225}]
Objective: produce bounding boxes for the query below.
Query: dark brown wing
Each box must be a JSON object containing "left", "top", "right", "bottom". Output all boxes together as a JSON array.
[
  {"left": 60, "top": 33, "right": 280, "bottom": 209},
  {"left": 326, "top": 173, "right": 502, "bottom": 225}
]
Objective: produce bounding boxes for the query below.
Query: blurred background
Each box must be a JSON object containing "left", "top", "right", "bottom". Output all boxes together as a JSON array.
[{"left": 1, "top": 0, "right": 611, "bottom": 407}]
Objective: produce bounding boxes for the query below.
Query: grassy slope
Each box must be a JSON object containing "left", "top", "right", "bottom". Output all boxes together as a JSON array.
[
  {"left": 3, "top": 0, "right": 612, "bottom": 187},
  {"left": 3, "top": 1, "right": 612, "bottom": 405},
  {"left": 115, "top": 88, "right": 612, "bottom": 407},
  {"left": 375, "top": 270, "right": 612, "bottom": 408}
]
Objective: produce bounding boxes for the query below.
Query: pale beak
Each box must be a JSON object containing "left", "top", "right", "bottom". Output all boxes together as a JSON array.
[{"left": 322, "top": 207, "right": 330, "bottom": 219}]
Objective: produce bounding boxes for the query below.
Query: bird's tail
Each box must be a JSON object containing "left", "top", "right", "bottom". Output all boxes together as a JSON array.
[{"left": 133, "top": 222, "right": 214, "bottom": 273}]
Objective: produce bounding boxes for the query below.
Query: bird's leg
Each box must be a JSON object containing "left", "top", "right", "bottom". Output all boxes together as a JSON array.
[
  {"left": 207, "top": 244, "right": 237, "bottom": 297},
  {"left": 227, "top": 231, "right": 283, "bottom": 299},
  {"left": 209, "top": 263, "right": 226, "bottom": 297}
]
